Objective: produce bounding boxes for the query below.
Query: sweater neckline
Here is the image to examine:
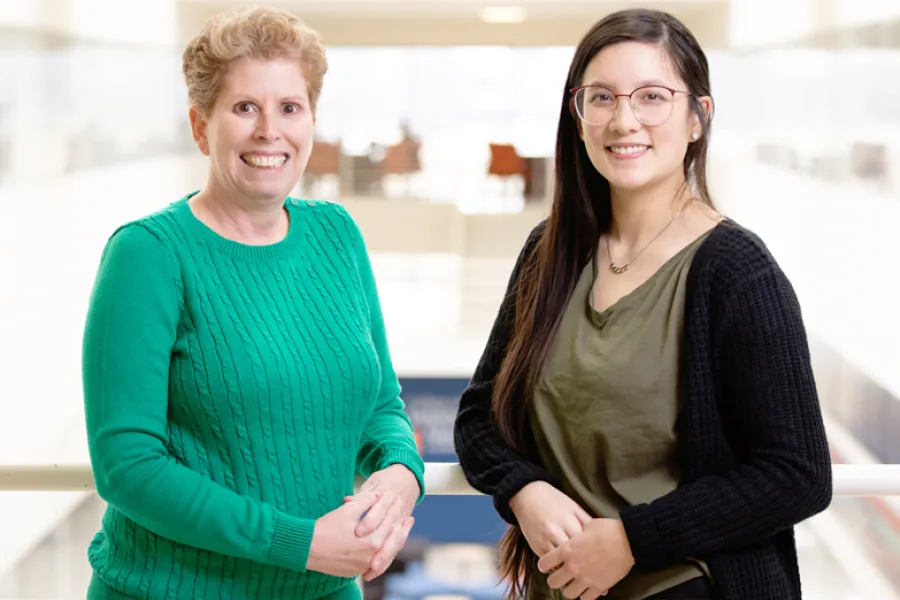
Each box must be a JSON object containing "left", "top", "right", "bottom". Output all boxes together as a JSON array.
[{"left": 172, "top": 191, "right": 307, "bottom": 261}]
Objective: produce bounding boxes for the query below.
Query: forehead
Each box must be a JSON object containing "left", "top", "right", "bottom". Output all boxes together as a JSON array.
[
  {"left": 580, "top": 41, "right": 682, "bottom": 90},
  {"left": 220, "top": 57, "right": 309, "bottom": 98}
]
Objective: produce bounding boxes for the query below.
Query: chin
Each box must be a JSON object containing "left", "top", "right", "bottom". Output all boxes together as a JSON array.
[
  {"left": 604, "top": 172, "right": 655, "bottom": 192},
  {"left": 244, "top": 184, "right": 294, "bottom": 202}
]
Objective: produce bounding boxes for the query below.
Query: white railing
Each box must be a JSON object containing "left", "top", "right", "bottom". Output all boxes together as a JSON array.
[{"left": 1, "top": 462, "right": 900, "bottom": 495}]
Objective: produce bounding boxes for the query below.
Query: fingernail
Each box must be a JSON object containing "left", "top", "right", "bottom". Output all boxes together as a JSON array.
[{"left": 373, "top": 559, "right": 383, "bottom": 569}]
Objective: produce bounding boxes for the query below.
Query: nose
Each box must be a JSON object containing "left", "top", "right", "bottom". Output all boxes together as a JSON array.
[
  {"left": 254, "top": 112, "right": 281, "bottom": 142},
  {"left": 608, "top": 96, "right": 641, "bottom": 135}
]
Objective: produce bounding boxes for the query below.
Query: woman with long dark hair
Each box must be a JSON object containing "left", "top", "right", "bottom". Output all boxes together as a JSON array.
[{"left": 454, "top": 8, "right": 831, "bottom": 600}]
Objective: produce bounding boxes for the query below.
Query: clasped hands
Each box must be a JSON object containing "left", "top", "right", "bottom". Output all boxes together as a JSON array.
[
  {"left": 307, "top": 464, "right": 420, "bottom": 581},
  {"left": 510, "top": 482, "right": 636, "bottom": 599}
]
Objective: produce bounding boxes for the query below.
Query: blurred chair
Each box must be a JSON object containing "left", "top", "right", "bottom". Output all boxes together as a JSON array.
[
  {"left": 382, "top": 133, "right": 422, "bottom": 197},
  {"left": 488, "top": 143, "right": 525, "bottom": 196},
  {"left": 522, "top": 156, "right": 552, "bottom": 204},
  {"left": 344, "top": 144, "right": 384, "bottom": 197},
  {"left": 302, "top": 140, "right": 342, "bottom": 199}
]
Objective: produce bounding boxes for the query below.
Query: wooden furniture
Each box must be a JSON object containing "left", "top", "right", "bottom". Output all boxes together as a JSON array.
[
  {"left": 302, "top": 140, "right": 341, "bottom": 197},
  {"left": 382, "top": 135, "right": 422, "bottom": 197},
  {"left": 488, "top": 143, "right": 525, "bottom": 197}
]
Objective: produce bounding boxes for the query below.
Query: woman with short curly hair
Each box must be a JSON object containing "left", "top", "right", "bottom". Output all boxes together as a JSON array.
[{"left": 82, "top": 6, "right": 424, "bottom": 599}]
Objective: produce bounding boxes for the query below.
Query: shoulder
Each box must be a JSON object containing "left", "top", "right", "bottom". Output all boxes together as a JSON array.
[
  {"left": 288, "top": 197, "right": 361, "bottom": 240},
  {"left": 287, "top": 198, "right": 372, "bottom": 272},
  {"left": 96, "top": 199, "right": 196, "bottom": 284},
  {"left": 91, "top": 221, "right": 180, "bottom": 304},
  {"left": 287, "top": 196, "right": 351, "bottom": 219},
  {"left": 526, "top": 219, "right": 548, "bottom": 247},
  {"left": 106, "top": 215, "right": 176, "bottom": 260},
  {"left": 519, "top": 219, "right": 548, "bottom": 260},
  {"left": 106, "top": 196, "right": 192, "bottom": 252},
  {"left": 692, "top": 219, "right": 789, "bottom": 299}
]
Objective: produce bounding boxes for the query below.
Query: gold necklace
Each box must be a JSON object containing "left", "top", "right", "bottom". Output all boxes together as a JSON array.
[{"left": 606, "top": 201, "right": 690, "bottom": 275}]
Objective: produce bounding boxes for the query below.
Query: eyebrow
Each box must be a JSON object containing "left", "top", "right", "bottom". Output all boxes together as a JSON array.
[
  {"left": 230, "top": 95, "right": 308, "bottom": 103},
  {"left": 585, "top": 79, "right": 671, "bottom": 89}
]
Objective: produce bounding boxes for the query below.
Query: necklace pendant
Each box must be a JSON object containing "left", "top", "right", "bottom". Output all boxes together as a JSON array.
[{"left": 609, "top": 262, "right": 628, "bottom": 275}]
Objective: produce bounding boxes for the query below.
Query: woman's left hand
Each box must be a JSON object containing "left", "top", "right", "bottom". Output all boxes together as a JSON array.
[
  {"left": 537, "top": 518, "right": 636, "bottom": 599},
  {"left": 347, "top": 464, "right": 420, "bottom": 581}
]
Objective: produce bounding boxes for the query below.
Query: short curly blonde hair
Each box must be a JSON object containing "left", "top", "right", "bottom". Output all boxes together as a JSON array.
[{"left": 182, "top": 5, "right": 328, "bottom": 116}]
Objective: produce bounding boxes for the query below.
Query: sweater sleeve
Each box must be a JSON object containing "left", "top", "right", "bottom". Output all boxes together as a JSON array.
[
  {"left": 619, "top": 265, "right": 833, "bottom": 571},
  {"left": 83, "top": 224, "right": 315, "bottom": 572},
  {"left": 453, "top": 222, "right": 561, "bottom": 525},
  {"left": 342, "top": 212, "right": 426, "bottom": 502}
]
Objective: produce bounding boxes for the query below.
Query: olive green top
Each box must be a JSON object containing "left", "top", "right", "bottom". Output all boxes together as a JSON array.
[{"left": 528, "top": 232, "right": 712, "bottom": 599}]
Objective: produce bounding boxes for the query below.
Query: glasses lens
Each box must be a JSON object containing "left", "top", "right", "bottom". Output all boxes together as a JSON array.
[
  {"left": 631, "top": 86, "right": 675, "bottom": 126},
  {"left": 573, "top": 85, "right": 676, "bottom": 126},
  {"left": 574, "top": 86, "right": 615, "bottom": 125}
]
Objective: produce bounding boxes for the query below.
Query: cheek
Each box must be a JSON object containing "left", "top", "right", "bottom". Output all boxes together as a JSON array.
[
  {"left": 651, "top": 126, "right": 690, "bottom": 163},
  {"left": 210, "top": 123, "right": 245, "bottom": 156},
  {"left": 292, "top": 117, "right": 315, "bottom": 142},
  {"left": 581, "top": 127, "right": 607, "bottom": 156}
]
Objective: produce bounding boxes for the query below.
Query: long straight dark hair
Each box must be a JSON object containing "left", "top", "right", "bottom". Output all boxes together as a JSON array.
[{"left": 490, "top": 9, "right": 715, "bottom": 598}]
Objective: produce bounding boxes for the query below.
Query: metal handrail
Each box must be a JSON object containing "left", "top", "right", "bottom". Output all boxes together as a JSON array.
[{"left": 1, "top": 462, "right": 899, "bottom": 495}]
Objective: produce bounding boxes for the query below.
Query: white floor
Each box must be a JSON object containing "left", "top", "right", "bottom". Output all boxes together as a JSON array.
[{"left": 0, "top": 151, "right": 898, "bottom": 598}]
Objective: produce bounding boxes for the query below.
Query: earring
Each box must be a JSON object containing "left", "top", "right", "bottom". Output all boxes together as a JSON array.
[{"left": 691, "top": 132, "right": 699, "bottom": 141}]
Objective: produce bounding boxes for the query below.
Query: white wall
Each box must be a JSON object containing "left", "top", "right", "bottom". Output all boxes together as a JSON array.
[{"left": 0, "top": 0, "right": 177, "bottom": 46}]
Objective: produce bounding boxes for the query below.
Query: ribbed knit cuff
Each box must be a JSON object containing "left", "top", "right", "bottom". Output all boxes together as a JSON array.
[
  {"left": 494, "top": 464, "right": 560, "bottom": 526},
  {"left": 376, "top": 448, "right": 426, "bottom": 503},
  {"left": 268, "top": 513, "right": 316, "bottom": 572},
  {"left": 619, "top": 503, "right": 668, "bottom": 572}
]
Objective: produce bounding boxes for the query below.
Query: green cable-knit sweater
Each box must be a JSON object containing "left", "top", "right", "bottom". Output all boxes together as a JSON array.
[{"left": 82, "top": 193, "right": 425, "bottom": 600}]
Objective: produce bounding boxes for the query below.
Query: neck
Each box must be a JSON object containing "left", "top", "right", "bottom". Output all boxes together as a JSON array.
[
  {"left": 608, "top": 177, "right": 691, "bottom": 246},
  {"left": 191, "top": 178, "right": 288, "bottom": 245}
]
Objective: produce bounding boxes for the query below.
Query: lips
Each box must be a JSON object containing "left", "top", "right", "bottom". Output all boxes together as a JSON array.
[
  {"left": 607, "top": 144, "right": 650, "bottom": 159},
  {"left": 608, "top": 144, "right": 649, "bottom": 153},
  {"left": 240, "top": 153, "right": 289, "bottom": 169}
]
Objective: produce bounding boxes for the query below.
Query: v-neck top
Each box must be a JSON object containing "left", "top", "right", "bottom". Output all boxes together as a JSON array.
[{"left": 528, "top": 231, "right": 712, "bottom": 599}]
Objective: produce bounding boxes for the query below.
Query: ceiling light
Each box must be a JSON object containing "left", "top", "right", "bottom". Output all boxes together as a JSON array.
[{"left": 478, "top": 6, "right": 527, "bottom": 24}]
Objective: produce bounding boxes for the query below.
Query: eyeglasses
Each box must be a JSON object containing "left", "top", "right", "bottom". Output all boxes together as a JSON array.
[{"left": 569, "top": 84, "right": 691, "bottom": 127}]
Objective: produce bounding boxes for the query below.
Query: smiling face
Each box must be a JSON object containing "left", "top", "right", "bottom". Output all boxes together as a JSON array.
[
  {"left": 576, "top": 41, "right": 711, "bottom": 195},
  {"left": 190, "top": 57, "right": 314, "bottom": 204}
]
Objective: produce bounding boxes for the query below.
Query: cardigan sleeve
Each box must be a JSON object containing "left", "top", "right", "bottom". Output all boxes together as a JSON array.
[
  {"left": 619, "top": 264, "right": 833, "bottom": 571},
  {"left": 453, "top": 221, "right": 561, "bottom": 525}
]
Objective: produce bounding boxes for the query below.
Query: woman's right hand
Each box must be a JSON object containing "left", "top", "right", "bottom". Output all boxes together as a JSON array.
[
  {"left": 509, "top": 481, "right": 592, "bottom": 556},
  {"left": 307, "top": 492, "right": 385, "bottom": 577}
]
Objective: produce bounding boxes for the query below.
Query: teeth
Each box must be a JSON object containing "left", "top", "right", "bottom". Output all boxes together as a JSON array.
[
  {"left": 610, "top": 146, "right": 649, "bottom": 155},
  {"left": 242, "top": 154, "right": 286, "bottom": 168}
]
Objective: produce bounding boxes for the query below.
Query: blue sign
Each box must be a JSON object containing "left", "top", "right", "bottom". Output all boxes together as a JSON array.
[{"left": 399, "top": 377, "right": 508, "bottom": 545}]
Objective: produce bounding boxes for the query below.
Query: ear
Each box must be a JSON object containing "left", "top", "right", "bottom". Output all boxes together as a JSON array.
[
  {"left": 189, "top": 106, "right": 210, "bottom": 156},
  {"left": 691, "top": 96, "right": 713, "bottom": 140}
]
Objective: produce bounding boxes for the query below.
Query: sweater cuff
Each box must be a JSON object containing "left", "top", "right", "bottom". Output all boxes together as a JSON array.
[
  {"left": 268, "top": 513, "right": 316, "bottom": 572},
  {"left": 494, "top": 463, "right": 560, "bottom": 526},
  {"left": 619, "top": 503, "right": 668, "bottom": 572},
  {"left": 377, "top": 448, "right": 427, "bottom": 503}
]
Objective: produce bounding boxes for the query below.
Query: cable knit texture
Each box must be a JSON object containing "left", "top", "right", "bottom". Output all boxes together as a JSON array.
[
  {"left": 83, "top": 194, "right": 424, "bottom": 600},
  {"left": 453, "top": 220, "right": 832, "bottom": 600}
]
